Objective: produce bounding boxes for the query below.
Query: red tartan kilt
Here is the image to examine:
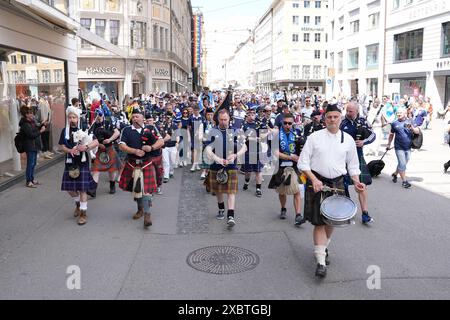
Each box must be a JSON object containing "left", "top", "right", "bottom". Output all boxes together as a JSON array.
[
  {"left": 91, "top": 146, "right": 122, "bottom": 172},
  {"left": 152, "top": 155, "right": 164, "bottom": 187},
  {"left": 119, "top": 159, "right": 158, "bottom": 194}
]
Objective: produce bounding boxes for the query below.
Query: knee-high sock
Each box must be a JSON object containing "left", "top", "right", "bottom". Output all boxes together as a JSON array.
[{"left": 314, "top": 245, "right": 327, "bottom": 266}]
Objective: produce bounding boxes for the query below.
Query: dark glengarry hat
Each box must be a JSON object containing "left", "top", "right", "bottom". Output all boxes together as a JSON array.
[
  {"left": 132, "top": 107, "right": 144, "bottom": 115},
  {"left": 325, "top": 104, "right": 341, "bottom": 114}
]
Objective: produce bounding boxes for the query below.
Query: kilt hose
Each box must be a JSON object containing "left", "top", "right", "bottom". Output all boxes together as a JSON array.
[
  {"left": 205, "top": 170, "right": 238, "bottom": 194},
  {"left": 91, "top": 146, "right": 122, "bottom": 173},
  {"left": 304, "top": 172, "right": 345, "bottom": 226},
  {"left": 119, "top": 158, "right": 158, "bottom": 195},
  {"left": 61, "top": 161, "right": 97, "bottom": 193}
]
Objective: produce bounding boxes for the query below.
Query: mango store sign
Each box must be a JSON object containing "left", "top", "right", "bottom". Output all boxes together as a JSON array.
[{"left": 86, "top": 67, "right": 119, "bottom": 75}]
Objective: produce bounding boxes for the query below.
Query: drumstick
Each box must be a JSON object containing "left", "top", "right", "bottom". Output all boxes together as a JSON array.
[{"left": 308, "top": 185, "right": 345, "bottom": 193}]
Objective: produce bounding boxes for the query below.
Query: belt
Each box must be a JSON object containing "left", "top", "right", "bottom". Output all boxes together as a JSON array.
[
  {"left": 311, "top": 171, "right": 343, "bottom": 184},
  {"left": 127, "top": 157, "right": 152, "bottom": 166}
]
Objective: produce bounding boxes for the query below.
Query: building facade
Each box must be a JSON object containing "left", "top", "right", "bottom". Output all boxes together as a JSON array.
[
  {"left": 76, "top": 0, "right": 192, "bottom": 102},
  {"left": 328, "top": 0, "right": 386, "bottom": 99},
  {"left": 254, "top": 0, "right": 330, "bottom": 92},
  {"left": 0, "top": 0, "right": 78, "bottom": 185},
  {"left": 224, "top": 37, "right": 256, "bottom": 90},
  {"left": 385, "top": 0, "right": 450, "bottom": 110}
]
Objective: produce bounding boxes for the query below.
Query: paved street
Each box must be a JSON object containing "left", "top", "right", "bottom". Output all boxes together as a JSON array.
[{"left": 0, "top": 120, "right": 449, "bottom": 300}]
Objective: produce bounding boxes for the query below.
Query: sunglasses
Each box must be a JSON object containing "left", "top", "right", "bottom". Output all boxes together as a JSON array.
[{"left": 283, "top": 122, "right": 294, "bottom": 126}]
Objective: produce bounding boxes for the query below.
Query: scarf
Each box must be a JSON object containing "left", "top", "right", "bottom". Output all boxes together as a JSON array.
[{"left": 280, "top": 128, "right": 295, "bottom": 155}]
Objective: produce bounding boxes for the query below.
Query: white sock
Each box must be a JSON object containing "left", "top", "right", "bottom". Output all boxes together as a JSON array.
[
  {"left": 73, "top": 196, "right": 80, "bottom": 204},
  {"left": 326, "top": 238, "right": 332, "bottom": 249},
  {"left": 314, "top": 245, "right": 327, "bottom": 266},
  {"left": 80, "top": 202, "right": 88, "bottom": 211}
]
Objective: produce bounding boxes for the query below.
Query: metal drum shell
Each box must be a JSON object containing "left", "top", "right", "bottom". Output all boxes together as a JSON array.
[{"left": 320, "top": 195, "right": 357, "bottom": 228}]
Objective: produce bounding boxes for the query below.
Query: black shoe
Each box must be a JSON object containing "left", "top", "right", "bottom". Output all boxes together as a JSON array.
[
  {"left": 255, "top": 189, "right": 262, "bottom": 197},
  {"left": 294, "top": 214, "right": 305, "bottom": 226},
  {"left": 444, "top": 163, "right": 450, "bottom": 174},
  {"left": 392, "top": 173, "right": 398, "bottom": 183},
  {"left": 109, "top": 181, "right": 116, "bottom": 194},
  {"left": 280, "top": 209, "right": 287, "bottom": 220},
  {"left": 243, "top": 183, "right": 249, "bottom": 191},
  {"left": 315, "top": 264, "right": 327, "bottom": 278},
  {"left": 87, "top": 189, "right": 96, "bottom": 198},
  {"left": 402, "top": 181, "right": 412, "bottom": 189},
  {"left": 325, "top": 249, "right": 330, "bottom": 266}
]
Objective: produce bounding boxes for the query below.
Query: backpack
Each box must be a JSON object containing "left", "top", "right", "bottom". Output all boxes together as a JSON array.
[
  {"left": 14, "top": 129, "right": 26, "bottom": 153},
  {"left": 411, "top": 129, "right": 423, "bottom": 149}
]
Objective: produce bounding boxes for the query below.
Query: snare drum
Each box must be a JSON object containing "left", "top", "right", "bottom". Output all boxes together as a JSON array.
[{"left": 320, "top": 195, "right": 357, "bottom": 227}]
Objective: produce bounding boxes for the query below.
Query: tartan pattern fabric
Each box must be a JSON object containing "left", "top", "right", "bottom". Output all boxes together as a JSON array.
[
  {"left": 206, "top": 170, "right": 238, "bottom": 194},
  {"left": 345, "top": 154, "right": 372, "bottom": 186},
  {"left": 119, "top": 159, "right": 158, "bottom": 195},
  {"left": 152, "top": 155, "right": 164, "bottom": 187},
  {"left": 304, "top": 176, "right": 345, "bottom": 226},
  {"left": 61, "top": 162, "right": 97, "bottom": 192},
  {"left": 91, "top": 146, "right": 122, "bottom": 173}
]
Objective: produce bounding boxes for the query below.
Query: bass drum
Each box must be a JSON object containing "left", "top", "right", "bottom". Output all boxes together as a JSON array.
[{"left": 320, "top": 195, "right": 357, "bottom": 227}]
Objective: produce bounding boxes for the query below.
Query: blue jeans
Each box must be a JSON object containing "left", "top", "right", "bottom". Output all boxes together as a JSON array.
[
  {"left": 395, "top": 149, "right": 411, "bottom": 173},
  {"left": 26, "top": 151, "right": 38, "bottom": 183}
]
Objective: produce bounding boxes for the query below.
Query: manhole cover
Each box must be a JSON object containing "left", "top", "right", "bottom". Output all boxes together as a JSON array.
[{"left": 187, "top": 246, "right": 260, "bottom": 275}]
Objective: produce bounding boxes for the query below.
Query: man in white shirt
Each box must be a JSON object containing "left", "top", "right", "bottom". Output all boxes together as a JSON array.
[{"left": 298, "top": 104, "right": 366, "bottom": 278}]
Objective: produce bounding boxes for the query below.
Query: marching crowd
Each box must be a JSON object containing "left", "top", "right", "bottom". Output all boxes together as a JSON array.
[{"left": 16, "top": 86, "right": 450, "bottom": 278}]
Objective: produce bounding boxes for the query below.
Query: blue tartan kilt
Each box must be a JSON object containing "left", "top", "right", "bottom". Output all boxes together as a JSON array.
[{"left": 61, "top": 162, "right": 97, "bottom": 192}]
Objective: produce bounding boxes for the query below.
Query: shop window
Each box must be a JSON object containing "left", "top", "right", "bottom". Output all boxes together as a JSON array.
[{"left": 0, "top": 47, "right": 66, "bottom": 184}]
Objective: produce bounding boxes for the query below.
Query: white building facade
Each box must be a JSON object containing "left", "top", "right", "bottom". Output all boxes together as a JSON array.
[
  {"left": 385, "top": 0, "right": 450, "bottom": 110},
  {"left": 328, "top": 0, "right": 386, "bottom": 99},
  {"left": 254, "top": 0, "right": 330, "bottom": 92},
  {"left": 224, "top": 37, "right": 256, "bottom": 89}
]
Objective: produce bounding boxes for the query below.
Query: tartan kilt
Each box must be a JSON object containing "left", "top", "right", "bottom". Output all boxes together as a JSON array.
[
  {"left": 304, "top": 176, "right": 345, "bottom": 226},
  {"left": 152, "top": 155, "right": 164, "bottom": 187},
  {"left": 91, "top": 146, "right": 122, "bottom": 173},
  {"left": 206, "top": 170, "right": 238, "bottom": 194},
  {"left": 61, "top": 162, "right": 97, "bottom": 192},
  {"left": 119, "top": 159, "right": 158, "bottom": 195},
  {"left": 345, "top": 154, "right": 372, "bottom": 186}
]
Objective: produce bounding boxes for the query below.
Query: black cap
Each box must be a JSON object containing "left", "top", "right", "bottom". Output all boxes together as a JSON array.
[
  {"left": 325, "top": 104, "right": 341, "bottom": 114},
  {"left": 132, "top": 107, "right": 144, "bottom": 115},
  {"left": 311, "top": 111, "right": 322, "bottom": 117}
]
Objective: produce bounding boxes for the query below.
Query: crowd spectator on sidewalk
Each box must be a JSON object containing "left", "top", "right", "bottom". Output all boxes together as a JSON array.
[{"left": 19, "top": 104, "right": 46, "bottom": 188}]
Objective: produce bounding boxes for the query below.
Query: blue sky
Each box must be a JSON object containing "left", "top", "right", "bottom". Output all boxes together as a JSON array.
[{"left": 191, "top": 0, "right": 273, "bottom": 86}]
